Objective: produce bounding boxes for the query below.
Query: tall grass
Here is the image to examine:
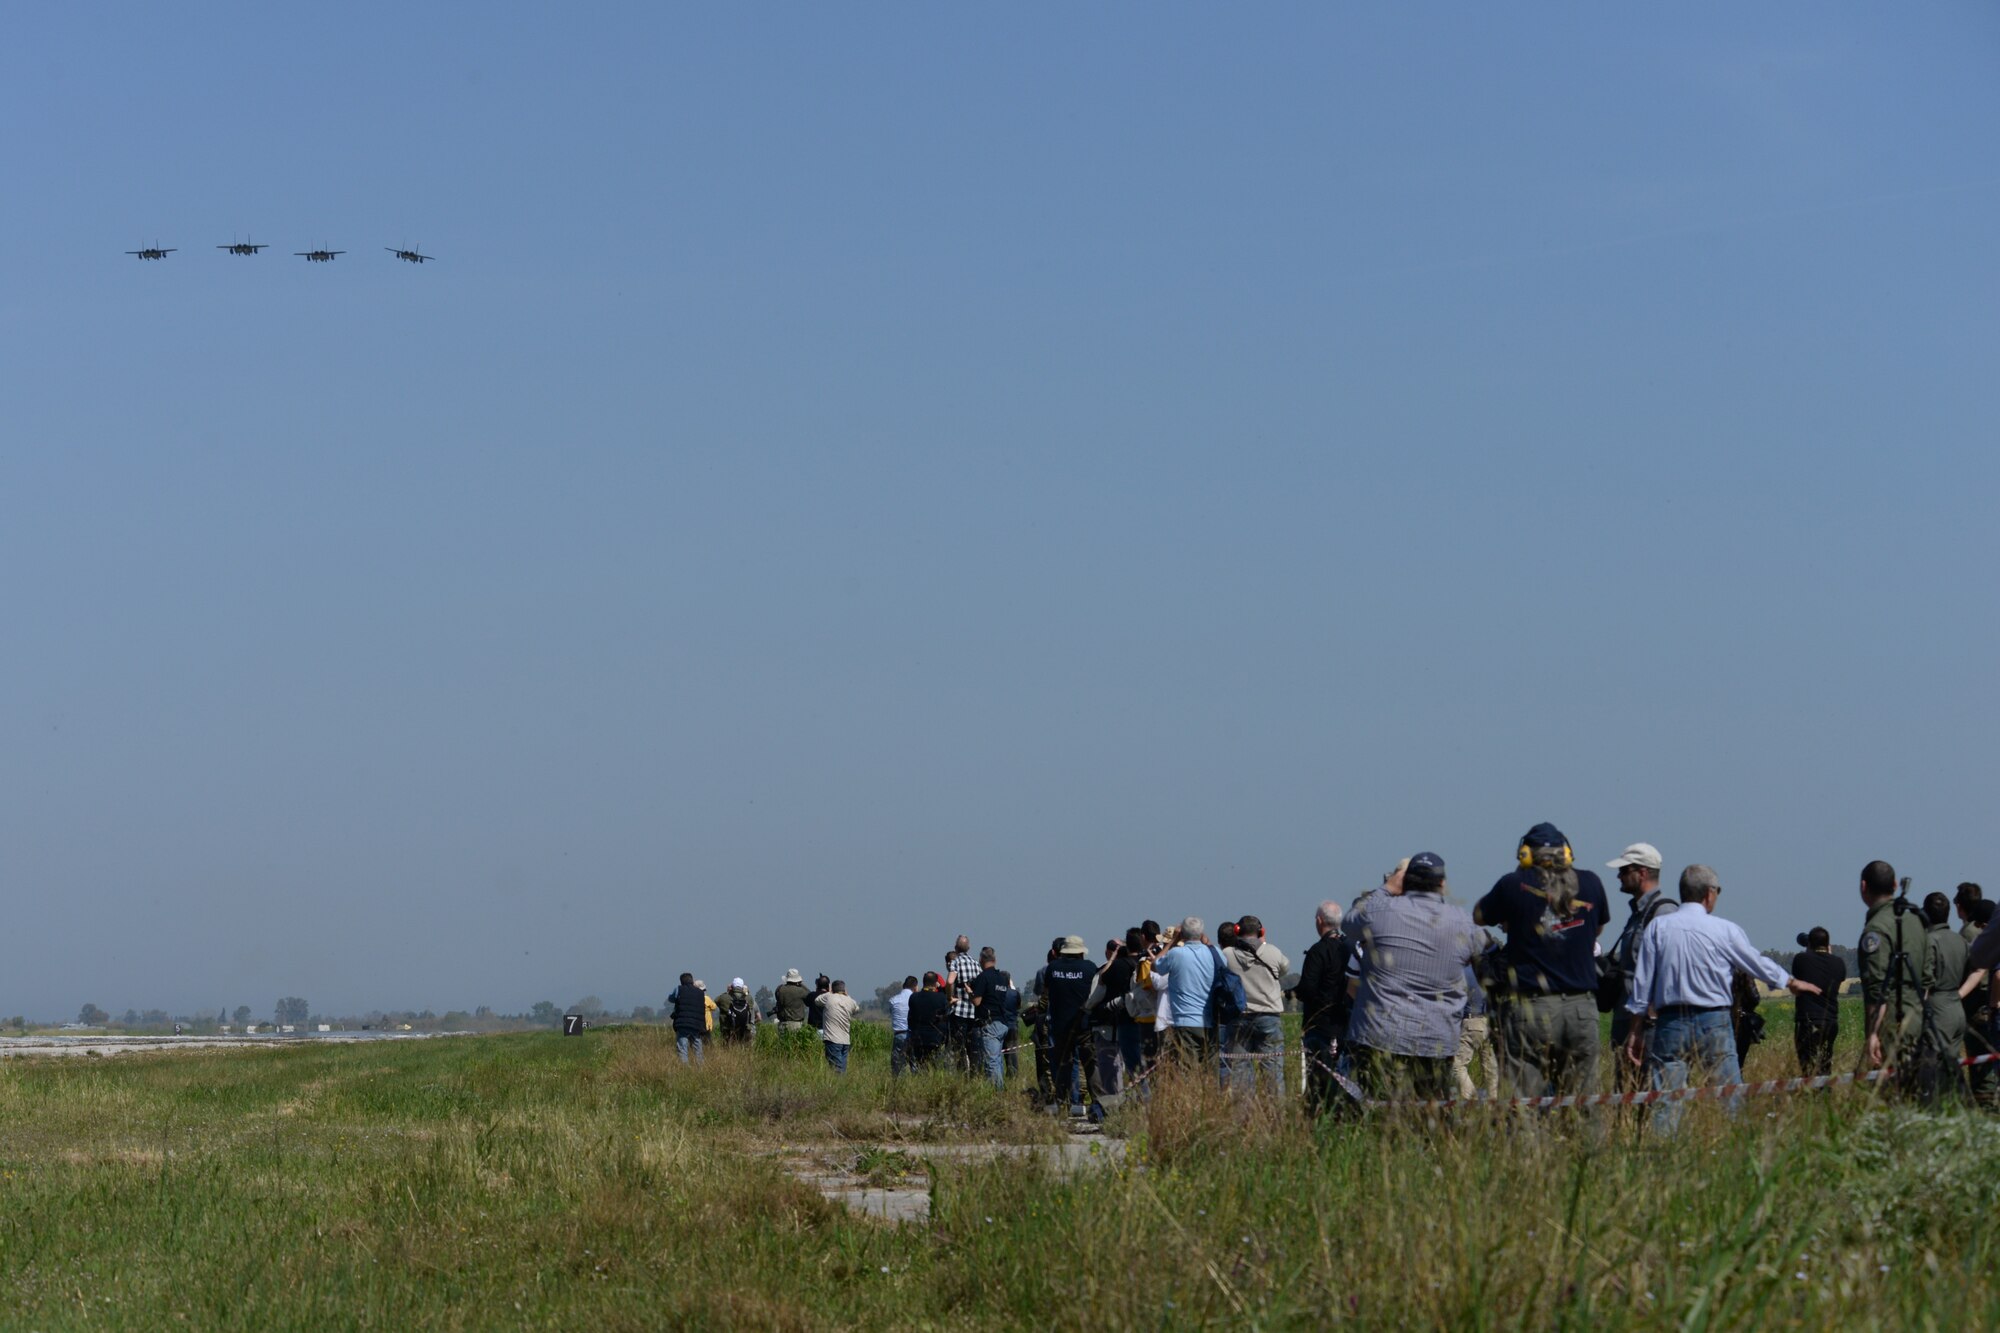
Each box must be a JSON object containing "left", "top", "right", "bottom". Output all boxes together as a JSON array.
[{"left": 0, "top": 1013, "right": 1993, "bottom": 1330}]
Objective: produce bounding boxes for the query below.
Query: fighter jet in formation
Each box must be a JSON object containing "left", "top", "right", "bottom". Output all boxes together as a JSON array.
[{"left": 123, "top": 240, "right": 434, "bottom": 265}]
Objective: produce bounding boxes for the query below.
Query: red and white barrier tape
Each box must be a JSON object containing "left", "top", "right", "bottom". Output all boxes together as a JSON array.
[{"left": 1365, "top": 1050, "right": 2000, "bottom": 1112}]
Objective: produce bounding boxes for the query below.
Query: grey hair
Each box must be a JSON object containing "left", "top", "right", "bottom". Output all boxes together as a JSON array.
[
  {"left": 1317, "top": 900, "right": 1344, "bottom": 931},
  {"left": 1180, "top": 915, "right": 1205, "bottom": 940},
  {"left": 1679, "top": 864, "right": 1720, "bottom": 903}
]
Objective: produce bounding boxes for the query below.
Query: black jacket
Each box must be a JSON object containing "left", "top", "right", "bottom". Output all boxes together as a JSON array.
[
  {"left": 907, "top": 991, "right": 951, "bottom": 1046},
  {"left": 1297, "top": 932, "right": 1354, "bottom": 1038}
]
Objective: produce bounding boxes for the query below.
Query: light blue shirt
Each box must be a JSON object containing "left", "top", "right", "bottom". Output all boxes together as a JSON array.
[
  {"left": 1626, "top": 901, "right": 1789, "bottom": 1015},
  {"left": 1151, "top": 941, "right": 1218, "bottom": 1029},
  {"left": 888, "top": 987, "right": 913, "bottom": 1034}
]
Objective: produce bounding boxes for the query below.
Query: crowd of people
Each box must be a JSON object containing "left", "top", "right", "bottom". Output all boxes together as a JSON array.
[{"left": 666, "top": 822, "right": 2000, "bottom": 1128}]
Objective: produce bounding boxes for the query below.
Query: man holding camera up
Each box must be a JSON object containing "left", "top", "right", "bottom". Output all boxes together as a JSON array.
[
  {"left": 1297, "top": 900, "right": 1354, "bottom": 1115},
  {"left": 1225, "top": 914, "right": 1290, "bottom": 1095},
  {"left": 1346, "top": 852, "right": 1478, "bottom": 1101}
]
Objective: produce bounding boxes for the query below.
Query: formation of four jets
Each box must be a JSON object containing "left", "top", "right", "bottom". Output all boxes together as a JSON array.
[{"left": 126, "top": 239, "right": 434, "bottom": 263}]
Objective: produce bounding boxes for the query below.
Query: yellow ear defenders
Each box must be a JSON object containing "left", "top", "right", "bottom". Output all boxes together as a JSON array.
[{"left": 1517, "top": 843, "right": 1575, "bottom": 868}]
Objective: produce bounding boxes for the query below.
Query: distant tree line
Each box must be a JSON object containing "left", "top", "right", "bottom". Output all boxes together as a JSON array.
[{"left": 44, "top": 989, "right": 914, "bottom": 1035}]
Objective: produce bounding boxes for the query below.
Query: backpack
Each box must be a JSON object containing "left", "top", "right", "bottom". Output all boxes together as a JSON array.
[
  {"left": 1206, "top": 945, "right": 1248, "bottom": 1026},
  {"left": 722, "top": 994, "right": 753, "bottom": 1034},
  {"left": 1596, "top": 895, "right": 1676, "bottom": 1013}
]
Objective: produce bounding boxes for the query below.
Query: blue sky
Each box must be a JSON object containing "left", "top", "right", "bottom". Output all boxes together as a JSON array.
[{"left": 3, "top": 6, "right": 1996, "bottom": 1017}]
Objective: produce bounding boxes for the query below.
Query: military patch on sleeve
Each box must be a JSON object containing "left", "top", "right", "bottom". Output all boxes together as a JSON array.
[{"left": 1860, "top": 931, "right": 1882, "bottom": 955}]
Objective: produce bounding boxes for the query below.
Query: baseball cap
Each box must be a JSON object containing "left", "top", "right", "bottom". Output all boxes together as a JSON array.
[
  {"left": 1522, "top": 822, "right": 1568, "bottom": 849},
  {"left": 1058, "top": 935, "right": 1087, "bottom": 956},
  {"left": 731, "top": 977, "right": 745, "bottom": 990},
  {"left": 1405, "top": 851, "right": 1447, "bottom": 888},
  {"left": 1606, "top": 843, "right": 1663, "bottom": 871}
]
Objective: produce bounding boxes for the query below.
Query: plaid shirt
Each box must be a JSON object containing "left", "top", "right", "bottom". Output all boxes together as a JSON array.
[{"left": 947, "top": 951, "right": 980, "bottom": 1020}]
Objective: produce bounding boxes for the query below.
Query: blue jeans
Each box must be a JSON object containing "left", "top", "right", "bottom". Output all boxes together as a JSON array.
[
  {"left": 676, "top": 1032, "right": 703, "bottom": 1064},
  {"left": 1646, "top": 1007, "right": 1740, "bottom": 1136},
  {"left": 1230, "top": 1013, "right": 1285, "bottom": 1094},
  {"left": 981, "top": 1019, "right": 1010, "bottom": 1089},
  {"left": 1117, "top": 1022, "right": 1146, "bottom": 1083},
  {"left": 824, "top": 1040, "right": 849, "bottom": 1073},
  {"left": 1092, "top": 1024, "right": 1122, "bottom": 1099},
  {"left": 891, "top": 1031, "right": 909, "bottom": 1077}
]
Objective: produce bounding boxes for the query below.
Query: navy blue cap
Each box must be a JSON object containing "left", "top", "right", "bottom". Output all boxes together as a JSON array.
[
  {"left": 1405, "top": 851, "right": 1446, "bottom": 887},
  {"left": 1522, "top": 822, "right": 1568, "bottom": 849}
]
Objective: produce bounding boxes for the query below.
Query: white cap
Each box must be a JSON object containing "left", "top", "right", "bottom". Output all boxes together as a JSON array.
[
  {"left": 1606, "top": 842, "right": 1663, "bottom": 871},
  {"left": 731, "top": 977, "right": 745, "bottom": 989}
]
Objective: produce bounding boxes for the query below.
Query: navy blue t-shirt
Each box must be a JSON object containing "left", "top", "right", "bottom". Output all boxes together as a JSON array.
[
  {"left": 1473, "top": 867, "right": 1609, "bottom": 996},
  {"left": 970, "top": 968, "right": 1013, "bottom": 1023},
  {"left": 1041, "top": 957, "right": 1095, "bottom": 1033}
]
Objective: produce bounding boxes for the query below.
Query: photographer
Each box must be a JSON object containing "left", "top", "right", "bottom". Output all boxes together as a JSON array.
[
  {"left": 1297, "top": 900, "right": 1354, "bottom": 1115},
  {"left": 906, "top": 972, "right": 951, "bottom": 1071},
  {"left": 1088, "top": 933, "right": 1143, "bottom": 1098},
  {"left": 772, "top": 970, "right": 810, "bottom": 1032},
  {"left": 1345, "top": 853, "right": 1477, "bottom": 1102},
  {"left": 1124, "top": 926, "right": 1163, "bottom": 1073},
  {"left": 1225, "top": 915, "right": 1290, "bottom": 1096},
  {"left": 1789, "top": 928, "right": 1845, "bottom": 1077}
]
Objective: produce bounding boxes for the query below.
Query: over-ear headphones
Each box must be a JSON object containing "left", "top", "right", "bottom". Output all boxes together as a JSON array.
[{"left": 1518, "top": 842, "right": 1574, "bottom": 869}]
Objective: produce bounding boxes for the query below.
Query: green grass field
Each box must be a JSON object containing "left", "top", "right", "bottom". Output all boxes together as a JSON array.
[{"left": 1, "top": 1002, "right": 1995, "bottom": 1330}]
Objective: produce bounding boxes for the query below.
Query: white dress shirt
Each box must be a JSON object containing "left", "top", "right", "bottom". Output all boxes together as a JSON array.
[{"left": 1626, "top": 901, "right": 1790, "bottom": 1015}]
